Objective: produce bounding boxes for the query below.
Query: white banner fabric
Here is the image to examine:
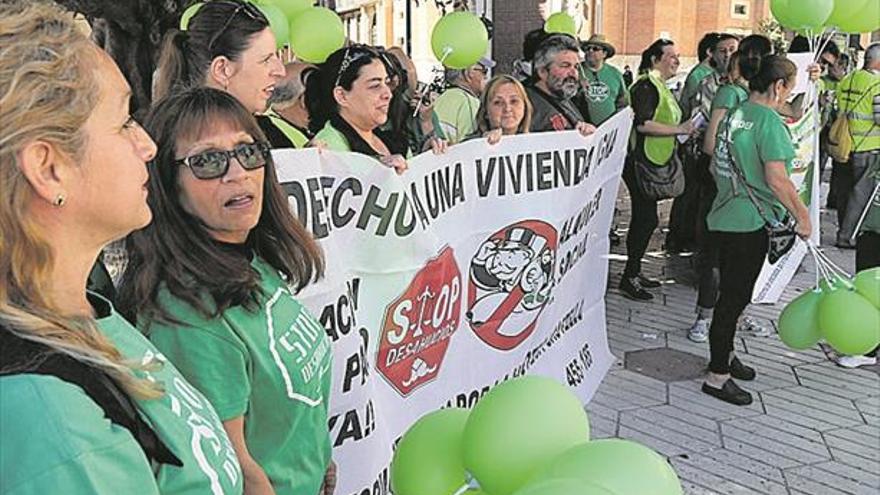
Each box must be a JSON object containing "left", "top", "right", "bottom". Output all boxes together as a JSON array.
[{"left": 271, "top": 109, "right": 633, "bottom": 494}]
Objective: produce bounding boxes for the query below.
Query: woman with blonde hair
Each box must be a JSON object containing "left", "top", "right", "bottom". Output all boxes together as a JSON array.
[
  {"left": 0, "top": 2, "right": 242, "bottom": 493},
  {"left": 472, "top": 74, "right": 533, "bottom": 144}
]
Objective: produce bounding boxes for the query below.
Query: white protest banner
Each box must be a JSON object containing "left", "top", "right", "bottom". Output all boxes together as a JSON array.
[
  {"left": 272, "top": 109, "right": 633, "bottom": 494},
  {"left": 751, "top": 75, "right": 821, "bottom": 304}
]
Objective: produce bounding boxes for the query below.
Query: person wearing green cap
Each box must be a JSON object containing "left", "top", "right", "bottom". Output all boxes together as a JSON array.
[{"left": 579, "top": 34, "right": 629, "bottom": 126}]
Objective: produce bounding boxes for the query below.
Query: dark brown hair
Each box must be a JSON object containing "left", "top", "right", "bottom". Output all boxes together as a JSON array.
[
  {"left": 744, "top": 55, "right": 797, "bottom": 93},
  {"left": 153, "top": 0, "right": 269, "bottom": 101},
  {"left": 118, "top": 87, "right": 323, "bottom": 326},
  {"left": 638, "top": 38, "right": 675, "bottom": 74}
]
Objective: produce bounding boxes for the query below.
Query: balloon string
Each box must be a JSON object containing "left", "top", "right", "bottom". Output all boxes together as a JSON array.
[
  {"left": 813, "top": 246, "right": 852, "bottom": 279},
  {"left": 850, "top": 182, "right": 880, "bottom": 242},
  {"left": 413, "top": 46, "right": 453, "bottom": 117},
  {"left": 450, "top": 484, "right": 470, "bottom": 495},
  {"left": 814, "top": 28, "right": 837, "bottom": 63},
  {"left": 808, "top": 242, "right": 851, "bottom": 283},
  {"left": 807, "top": 242, "right": 835, "bottom": 286},
  {"left": 450, "top": 474, "right": 480, "bottom": 495}
]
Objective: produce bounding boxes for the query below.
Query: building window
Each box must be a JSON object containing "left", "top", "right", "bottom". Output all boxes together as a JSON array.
[{"left": 731, "top": 1, "right": 749, "bottom": 19}]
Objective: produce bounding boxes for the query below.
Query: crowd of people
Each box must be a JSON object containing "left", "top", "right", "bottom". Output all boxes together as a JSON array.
[{"left": 1, "top": 0, "right": 878, "bottom": 493}]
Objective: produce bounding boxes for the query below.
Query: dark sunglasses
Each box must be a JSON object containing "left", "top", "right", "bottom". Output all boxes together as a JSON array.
[
  {"left": 584, "top": 45, "right": 605, "bottom": 52},
  {"left": 175, "top": 141, "right": 271, "bottom": 180},
  {"left": 207, "top": 1, "right": 263, "bottom": 51}
]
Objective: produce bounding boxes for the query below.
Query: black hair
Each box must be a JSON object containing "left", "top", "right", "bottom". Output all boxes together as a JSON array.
[
  {"left": 154, "top": 0, "right": 269, "bottom": 101},
  {"left": 638, "top": 38, "right": 675, "bottom": 74},
  {"left": 745, "top": 54, "right": 797, "bottom": 94},
  {"left": 788, "top": 35, "right": 811, "bottom": 54},
  {"left": 738, "top": 34, "right": 773, "bottom": 82},
  {"left": 303, "top": 44, "right": 386, "bottom": 134},
  {"left": 714, "top": 33, "right": 740, "bottom": 48},
  {"left": 698, "top": 32, "right": 721, "bottom": 60},
  {"left": 523, "top": 28, "right": 549, "bottom": 61},
  {"left": 118, "top": 87, "right": 324, "bottom": 325}
]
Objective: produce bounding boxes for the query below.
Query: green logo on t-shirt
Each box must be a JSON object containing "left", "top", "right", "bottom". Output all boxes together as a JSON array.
[{"left": 586, "top": 81, "right": 610, "bottom": 103}]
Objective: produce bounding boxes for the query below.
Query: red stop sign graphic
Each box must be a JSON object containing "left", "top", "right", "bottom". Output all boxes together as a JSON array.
[{"left": 376, "top": 246, "right": 462, "bottom": 397}]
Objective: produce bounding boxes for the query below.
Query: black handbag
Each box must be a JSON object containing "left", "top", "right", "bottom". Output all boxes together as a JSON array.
[{"left": 632, "top": 152, "right": 686, "bottom": 201}]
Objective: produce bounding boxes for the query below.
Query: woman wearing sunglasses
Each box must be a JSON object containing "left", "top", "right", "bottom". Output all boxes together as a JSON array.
[
  {"left": 304, "top": 44, "right": 410, "bottom": 174},
  {"left": 153, "top": 0, "right": 294, "bottom": 148},
  {"left": 1, "top": 2, "right": 242, "bottom": 494},
  {"left": 118, "top": 87, "right": 333, "bottom": 495}
]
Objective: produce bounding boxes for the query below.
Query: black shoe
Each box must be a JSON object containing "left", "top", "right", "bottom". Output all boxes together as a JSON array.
[
  {"left": 609, "top": 229, "right": 621, "bottom": 246},
  {"left": 702, "top": 379, "right": 753, "bottom": 406},
  {"left": 730, "top": 357, "right": 756, "bottom": 381},
  {"left": 620, "top": 276, "right": 653, "bottom": 301},
  {"left": 637, "top": 273, "right": 662, "bottom": 288}
]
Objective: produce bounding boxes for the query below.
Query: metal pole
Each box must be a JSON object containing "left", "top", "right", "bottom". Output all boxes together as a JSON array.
[{"left": 405, "top": 0, "right": 413, "bottom": 56}]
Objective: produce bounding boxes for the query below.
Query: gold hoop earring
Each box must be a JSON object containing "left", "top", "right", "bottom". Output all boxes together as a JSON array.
[{"left": 53, "top": 194, "right": 65, "bottom": 207}]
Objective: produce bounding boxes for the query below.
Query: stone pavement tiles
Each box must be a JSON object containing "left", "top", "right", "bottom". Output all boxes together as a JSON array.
[{"left": 591, "top": 191, "right": 879, "bottom": 494}]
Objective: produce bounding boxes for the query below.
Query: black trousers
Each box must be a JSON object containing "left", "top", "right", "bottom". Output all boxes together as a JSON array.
[
  {"left": 668, "top": 147, "right": 702, "bottom": 247},
  {"left": 695, "top": 156, "right": 719, "bottom": 311},
  {"left": 833, "top": 160, "right": 855, "bottom": 229},
  {"left": 856, "top": 231, "right": 880, "bottom": 358},
  {"left": 708, "top": 229, "right": 768, "bottom": 374},
  {"left": 622, "top": 158, "right": 659, "bottom": 278}
]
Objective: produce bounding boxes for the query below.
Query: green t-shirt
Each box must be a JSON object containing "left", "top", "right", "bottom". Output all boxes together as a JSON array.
[
  {"left": 680, "top": 62, "right": 715, "bottom": 117},
  {"left": 1, "top": 296, "right": 244, "bottom": 495},
  {"left": 708, "top": 101, "right": 796, "bottom": 232},
  {"left": 433, "top": 86, "right": 480, "bottom": 144},
  {"left": 582, "top": 63, "right": 628, "bottom": 125},
  {"left": 0, "top": 375, "right": 161, "bottom": 495},
  {"left": 145, "top": 256, "right": 332, "bottom": 495},
  {"left": 314, "top": 121, "right": 351, "bottom": 152},
  {"left": 711, "top": 83, "right": 748, "bottom": 113}
]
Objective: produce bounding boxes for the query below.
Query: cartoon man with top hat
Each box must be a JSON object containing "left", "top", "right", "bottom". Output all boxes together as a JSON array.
[{"left": 467, "top": 222, "right": 557, "bottom": 349}]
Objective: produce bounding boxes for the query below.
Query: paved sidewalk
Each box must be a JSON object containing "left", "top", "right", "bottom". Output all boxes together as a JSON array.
[{"left": 591, "top": 192, "right": 880, "bottom": 495}]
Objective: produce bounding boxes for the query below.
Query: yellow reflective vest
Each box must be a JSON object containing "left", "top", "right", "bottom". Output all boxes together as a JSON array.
[
  {"left": 637, "top": 70, "right": 683, "bottom": 166},
  {"left": 837, "top": 69, "right": 880, "bottom": 153}
]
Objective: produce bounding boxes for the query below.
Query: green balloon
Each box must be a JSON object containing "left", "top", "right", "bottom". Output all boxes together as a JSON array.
[
  {"left": 463, "top": 376, "right": 590, "bottom": 495},
  {"left": 778, "top": 290, "right": 824, "bottom": 350},
  {"left": 514, "top": 478, "right": 614, "bottom": 495},
  {"left": 541, "top": 439, "right": 683, "bottom": 495},
  {"left": 544, "top": 12, "right": 577, "bottom": 36},
  {"left": 431, "top": 12, "right": 489, "bottom": 69},
  {"left": 824, "top": 0, "right": 870, "bottom": 28},
  {"left": 257, "top": 0, "right": 310, "bottom": 21},
  {"left": 854, "top": 267, "right": 880, "bottom": 308},
  {"left": 391, "top": 408, "right": 470, "bottom": 495},
  {"left": 819, "top": 288, "right": 880, "bottom": 355},
  {"left": 255, "top": 3, "right": 289, "bottom": 49},
  {"left": 179, "top": 2, "right": 204, "bottom": 31},
  {"left": 289, "top": 7, "right": 345, "bottom": 63},
  {"left": 772, "top": 0, "right": 833, "bottom": 30},
  {"left": 837, "top": 0, "right": 880, "bottom": 32}
]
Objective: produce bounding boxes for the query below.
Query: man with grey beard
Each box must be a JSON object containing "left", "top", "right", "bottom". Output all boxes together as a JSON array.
[{"left": 526, "top": 34, "right": 595, "bottom": 134}]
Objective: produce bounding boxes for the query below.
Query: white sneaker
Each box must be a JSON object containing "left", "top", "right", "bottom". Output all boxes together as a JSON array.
[
  {"left": 738, "top": 316, "right": 772, "bottom": 338},
  {"left": 835, "top": 355, "right": 878, "bottom": 368},
  {"left": 688, "top": 319, "right": 710, "bottom": 343}
]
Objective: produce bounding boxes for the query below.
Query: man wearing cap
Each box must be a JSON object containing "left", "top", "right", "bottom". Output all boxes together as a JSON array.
[
  {"left": 433, "top": 57, "right": 494, "bottom": 144},
  {"left": 579, "top": 34, "right": 629, "bottom": 126},
  {"left": 526, "top": 34, "right": 596, "bottom": 136}
]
